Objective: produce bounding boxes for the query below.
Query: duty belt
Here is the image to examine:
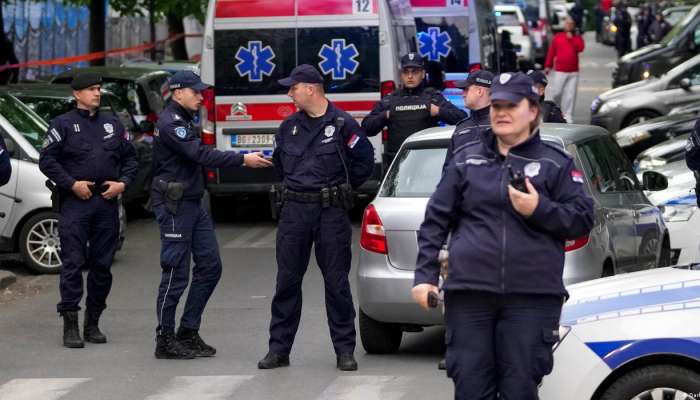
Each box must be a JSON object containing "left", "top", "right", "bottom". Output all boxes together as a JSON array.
[{"left": 284, "top": 188, "right": 323, "bottom": 203}]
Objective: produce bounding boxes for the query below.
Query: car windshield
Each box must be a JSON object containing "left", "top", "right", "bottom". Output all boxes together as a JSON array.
[
  {"left": 0, "top": 94, "right": 48, "bottom": 151},
  {"left": 496, "top": 11, "right": 520, "bottom": 26},
  {"left": 660, "top": 5, "right": 699, "bottom": 45},
  {"left": 14, "top": 95, "right": 74, "bottom": 123},
  {"left": 381, "top": 146, "right": 447, "bottom": 197}
]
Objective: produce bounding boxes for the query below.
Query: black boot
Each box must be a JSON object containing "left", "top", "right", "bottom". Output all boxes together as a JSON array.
[
  {"left": 155, "top": 332, "right": 196, "bottom": 360},
  {"left": 336, "top": 353, "right": 358, "bottom": 371},
  {"left": 176, "top": 327, "right": 216, "bottom": 357},
  {"left": 83, "top": 311, "right": 107, "bottom": 344},
  {"left": 61, "top": 311, "right": 84, "bottom": 349},
  {"left": 257, "top": 351, "right": 290, "bottom": 369}
]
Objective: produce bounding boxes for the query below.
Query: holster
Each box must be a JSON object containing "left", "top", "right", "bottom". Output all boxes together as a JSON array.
[
  {"left": 45, "top": 180, "right": 60, "bottom": 212},
  {"left": 331, "top": 183, "right": 354, "bottom": 211},
  {"left": 157, "top": 179, "right": 184, "bottom": 215},
  {"left": 269, "top": 184, "right": 284, "bottom": 220}
]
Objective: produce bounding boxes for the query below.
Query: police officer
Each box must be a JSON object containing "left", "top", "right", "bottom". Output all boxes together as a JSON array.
[
  {"left": 443, "top": 70, "right": 494, "bottom": 171},
  {"left": 412, "top": 72, "right": 594, "bottom": 400},
  {"left": 39, "top": 73, "right": 138, "bottom": 349},
  {"left": 527, "top": 70, "right": 567, "bottom": 123},
  {"left": 152, "top": 70, "right": 272, "bottom": 359},
  {"left": 686, "top": 118, "right": 700, "bottom": 208},
  {"left": 614, "top": 3, "right": 633, "bottom": 57},
  {"left": 362, "top": 52, "right": 466, "bottom": 170},
  {"left": 258, "top": 65, "right": 374, "bottom": 371}
]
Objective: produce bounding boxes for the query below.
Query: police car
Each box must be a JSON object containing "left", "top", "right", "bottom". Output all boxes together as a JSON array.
[{"left": 539, "top": 265, "right": 700, "bottom": 400}]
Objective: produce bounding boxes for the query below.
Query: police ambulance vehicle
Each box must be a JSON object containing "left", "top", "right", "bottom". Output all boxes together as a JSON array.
[
  {"left": 199, "top": 0, "right": 417, "bottom": 198},
  {"left": 539, "top": 265, "right": 700, "bottom": 400}
]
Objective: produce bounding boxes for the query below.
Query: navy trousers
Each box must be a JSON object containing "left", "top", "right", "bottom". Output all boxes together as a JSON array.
[
  {"left": 444, "top": 290, "right": 563, "bottom": 400},
  {"left": 268, "top": 201, "right": 355, "bottom": 355},
  {"left": 155, "top": 201, "right": 222, "bottom": 333},
  {"left": 57, "top": 195, "right": 119, "bottom": 313}
]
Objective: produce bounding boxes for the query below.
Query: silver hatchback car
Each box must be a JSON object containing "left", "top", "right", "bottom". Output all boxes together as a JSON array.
[{"left": 357, "top": 124, "right": 670, "bottom": 354}]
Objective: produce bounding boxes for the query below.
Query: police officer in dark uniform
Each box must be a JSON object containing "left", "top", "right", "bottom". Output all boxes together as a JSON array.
[
  {"left": 362, "top": 53, "right": 466, "bottom": 171},
  {"left": 412, "top": 72, "right": 594, "bottom": 400},
  {"left": 39, "top": 73, "right": 138, "bottom": 349},
  {"left": 152, "top": 70, "right": 272, "bottom": 359},
  {"left": 258, "top": 65, "right": 374, "bottom": 371},
  {"left": 614, "top": 3, "right": 633, "bottom": 57},
  {"left": 443, "top": 70, "right": 494, "bottom": 170},
  {"left": 686, "top": 119, "right": 700, "bottom": 208},
  {"left": 527, "top": 70, "right": 567, "bottom": 123}
]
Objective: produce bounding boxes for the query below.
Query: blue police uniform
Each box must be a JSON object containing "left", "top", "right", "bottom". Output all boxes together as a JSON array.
[
  {"left": 260, "top": 65, "right": 374, "bottom": 370},
  {"left": 39, "top": 77, "right": 138, "bottom": 323},
  {"left": 415, "top": 73, "right": 594, "bottom": 400},
  {"left": 0, "top": 136, "right": 12, "bottom": 186},
  {"left": 151, "top": 72, "right": 246, "bottom": 358},
  {"left": 685, "top": 119, "right": 700, "bottom": 207}
]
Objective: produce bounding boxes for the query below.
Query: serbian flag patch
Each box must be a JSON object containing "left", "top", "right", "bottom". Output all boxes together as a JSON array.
[
  {"left": 571, "top": 169, "right": 584, "bottom": 184},
  {"left": 347, "top": 133, "right": 360, "bottom": 149}
]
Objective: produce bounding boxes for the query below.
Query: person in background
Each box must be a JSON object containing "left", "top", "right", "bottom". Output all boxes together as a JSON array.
[
  {"left": 613, "top": 3, "right": 632, "bottom": 57},
  {"left": 527, "top": 70, "right": 567, "bottom": 123},
  {"left": 544, "top": 17, "right": 585, "bottom": 123},
  {"left": 649, "top": 11, "right": 672, "bottom": 43},
  {"left": 0, "top": 37, "right": 19, "bottom": 85}
]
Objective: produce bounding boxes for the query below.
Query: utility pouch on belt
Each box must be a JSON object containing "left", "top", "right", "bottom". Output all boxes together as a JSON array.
[
  {"left": 158, "top": 179, "right": 184, "bottom": 215},
  {"left": 336, "top": 182, "right": 354, "bottom": 211},
  {"left": 269, "top": 184, "right": 284, "bottom": 220},
  {"left": 45, "top": 180, "right": 60, "bottom": 212}
]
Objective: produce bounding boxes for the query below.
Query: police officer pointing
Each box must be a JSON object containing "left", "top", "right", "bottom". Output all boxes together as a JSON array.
[
  {"left": 152, "top": 71, "right": 272, "bottom": 359},
  {"left": 527, "top": 70, "right": 567, "bottom": 123},
  {"left": 412, "top": 72, "right": 594, "bottom": 399},
  {"left": 39, "top": 72, "right": 138, "bottom": 349},
  {"left": 362, "top": 53, "right": 466, "bottom": 170},
  {"left": 258, "top": 65, "right": 374, "bottom": 371},
  {"left": 686, "top": 118, "right": 700, "bottom": 208},
  {"left": 443, "top": 70, "right": 494, "bottom": 170}
]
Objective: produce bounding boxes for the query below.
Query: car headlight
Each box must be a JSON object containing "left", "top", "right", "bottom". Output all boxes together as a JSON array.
[
  {"left": 598, "top": 99, "right": 622, "bottom": 114},
  {"left": 660, "top": 204, "right": 696, "bottom": 222},
  {"left": 611, "top": 24, "right": 618, "bottom": 33},
  {"left": 615, "top": 130, "right": 651, "bottom": 147}
]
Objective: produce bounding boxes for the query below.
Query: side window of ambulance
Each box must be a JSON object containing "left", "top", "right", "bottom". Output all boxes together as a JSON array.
[{"left": 415, "top": 17, "right": 470, "bottom": 73}]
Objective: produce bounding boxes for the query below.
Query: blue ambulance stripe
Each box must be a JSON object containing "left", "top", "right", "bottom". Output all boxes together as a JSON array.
[{"left": 586, "top": 337, "right": 700, "bottom": 370}]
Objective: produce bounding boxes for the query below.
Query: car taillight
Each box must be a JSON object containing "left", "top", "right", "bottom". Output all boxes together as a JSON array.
[
  {"left": 382, "top": 129, "right": 388, "bottom": 143},
  {"left": 381, "top": 80, "right": 395, "bottom": 98},
  {"left": 469, "top": 63, "right": 482, "bottom": 72},
  {"left": 521, "top": 22, "right": 529, "bottom": 35},
  {"left": 565, "top": 236, "right": 589, "bottom": 252},
  {"left": 360, "top": 204, "right": 388, "bottom": 254},
  {"left": 200, "top": 87, "right": 216, "bottom": 145}
]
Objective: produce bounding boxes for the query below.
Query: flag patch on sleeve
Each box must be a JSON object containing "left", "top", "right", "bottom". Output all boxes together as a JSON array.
[
  {"left": 347, "top": 133, "right": 360, "bottom": 149},
  {"left": 571, "top": 169, "right": 584, "bottom": 183}
]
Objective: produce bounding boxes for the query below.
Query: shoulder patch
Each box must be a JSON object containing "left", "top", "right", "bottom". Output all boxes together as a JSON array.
[{"left": 174, "top": 127, "right": 187, "bottom": 139}]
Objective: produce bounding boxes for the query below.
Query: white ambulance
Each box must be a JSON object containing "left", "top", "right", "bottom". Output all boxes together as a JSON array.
[{"left": 199, "top": 0, "right": 417, "bottom": 198}]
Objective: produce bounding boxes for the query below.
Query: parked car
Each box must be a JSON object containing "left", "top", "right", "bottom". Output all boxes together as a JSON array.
[
  {"left": 0, "top": 92, "right": 125, "bottom": 274},
  {"left": 357, "top": 123, "right": 669, "bottom": 354},
  {"left": 644, "top": 160, "right": 699, "bottom": 266},
  {"left": 592, "top": 52, "right": 700, "bottom": 133},
  {"left": 663, "top": 5, "right": 693, "bottom": 26},
  {"left": 495, "top": 5, "right": 535, "bottom": 61},
  {"left": 613, "top": 112, "right": 696, "bottom": 161},
  {"left": 120, "top": 60, "right": 199, "bottom": 75},
  {"left": 5, "top": 84, "right": 154, "bottom": 210},
  {"left": 494, "top": 0, "right": 553, "bottom": 63},
  {"left": 539, "top": 265, "right": 700, "bottom": 400},
  {"left": 633, "top": 133, "right": 689, "bottom": 172},
  {"left": 51, "top": 67, "right": 171, "bottom": 125},
  {"left": 613, "top": 3, "right": 700, "bottom": 87}
]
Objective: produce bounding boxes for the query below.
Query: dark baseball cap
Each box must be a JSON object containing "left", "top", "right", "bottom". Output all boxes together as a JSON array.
[
  {"left": 490, "top": 72, "right": 540, "bottom": 104},
  {"left": 278, "top": 64, "right": 324, "bottom": 86},
  {"left": 455, "top": 70, "right": 494, "bottom": 89},
  {"left": 526, "top": 70, "right": 548, "bottom": 87},
  {"left": 400, "top": 53, "right": 425, "bottom": 69},
  {"left": 169, "top": 70, "right": 209, "bottom": 92},
  {"left": 70, "top": 72, "right": 102, "bottom": 90}
]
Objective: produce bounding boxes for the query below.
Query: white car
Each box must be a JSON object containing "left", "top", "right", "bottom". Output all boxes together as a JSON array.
[
  {"left": 495, "top": 5, "right": 534, "bottom": 61},
  {"left": 540, "top": 265, "right": 700, "bottom": 400}
]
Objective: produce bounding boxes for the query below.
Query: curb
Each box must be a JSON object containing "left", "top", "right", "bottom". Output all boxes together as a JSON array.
[{"left": 0, "top": 270, "right": 17, "bottom": 290}]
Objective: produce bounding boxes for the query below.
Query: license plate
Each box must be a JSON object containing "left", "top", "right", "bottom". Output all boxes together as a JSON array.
[{"left": 231, "top": 134, "right": 274, "bottom": 146}]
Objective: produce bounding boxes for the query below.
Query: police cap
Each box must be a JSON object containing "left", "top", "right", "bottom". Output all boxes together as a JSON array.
[
  {"left": 455, "top": 70, "right": 494, "bottom": 89},
  {"left": 70, "top": 72, "right": 102, "bottom": 90},
  {"left": 278, "top": 64, "right": 324, "bottom": 86},
  {"left": 400, "top": 53, "right": 425, "bottom": 70},
  {"left": 490, "top": 72, "right": 540, "bottom": 104},
  {"left": 526, "top": 70, "right": 548, "bottom": 87},
  {"left": 169, "top": 70, "right": 209, "bottom": 92}
]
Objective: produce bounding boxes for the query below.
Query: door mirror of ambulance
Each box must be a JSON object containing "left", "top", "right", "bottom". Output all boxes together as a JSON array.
[
  {"left": 642, "top": 171, "right": 668, "bottom": 191},
  {"left": 679, "top": 78, "right": 692, "bottom": 91}
]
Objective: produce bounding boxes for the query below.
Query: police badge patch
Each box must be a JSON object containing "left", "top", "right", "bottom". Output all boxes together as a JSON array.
[
  {"left": 175, "top": 127, "right": 188, "bottom": 139},
  {"left": 103, "top": 123, "right": 114, "bottom": 134},
  {"left": 324, "top": 125, "right": 335, "bottom": 137}
]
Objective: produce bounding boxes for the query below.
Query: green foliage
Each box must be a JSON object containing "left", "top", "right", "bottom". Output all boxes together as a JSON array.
[{"left": 59, "top": 0, "right": 207, "bottom": 20}]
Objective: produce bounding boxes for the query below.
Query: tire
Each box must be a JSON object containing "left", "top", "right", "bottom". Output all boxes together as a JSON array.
[
  {"left": 600, "top": 365, "right": 700, "bottom": 400},
  {"left": 622, "top": 110, "right": 660, "bottom": 129},
  {"left": 359, "top": 308, "right": 403, "bottom": 354},
  {"left": 19, "top": 211, "right": 62, "bottom": 274},
  {"left": 639, "top": 232, "right": 659, "bottom": 263}
]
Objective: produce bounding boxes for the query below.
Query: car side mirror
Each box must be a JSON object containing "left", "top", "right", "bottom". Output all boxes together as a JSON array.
[
  {"left": 138, "top": 120, "right": 155, "bottom": 134},
  {"left": 679, "top": 78, "right": 692, "bottom": 91},
  {"left": 642, "top": 171, "right": 668, "bottom": 191}
]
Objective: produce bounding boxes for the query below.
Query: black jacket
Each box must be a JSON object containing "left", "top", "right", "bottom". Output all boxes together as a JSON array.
[{"left": 443, "top": 106, "right": 491, "bottom": 170}]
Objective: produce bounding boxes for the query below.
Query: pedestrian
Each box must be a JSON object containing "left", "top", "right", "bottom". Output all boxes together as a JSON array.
[
  {"left": 527, "top": 70, "right": 567, "bottom": 123},
  {"left": 686, "top": 119, "right": 700, "bottom": 208},
  {"left": 544, "top": 17, "right": 584, "bottom": 123},
  {"left": 613, "top": 3, "right": 632, "bottom": 57},
  {"left": 258, "top": 64, "right": 374, "bottom": 371},
  {"left": 636, "top": 6, "right": 652, "bottom": 49},
  {"left": 362, "top": 53, "right": 466, "bottom": 171},
  {"left": 39, "top": 72, "right": 139, "bottom": 349},
  {"left": 569, "top": 0, "right": 585, "bottom": 34},
  {"left": 151, "top": 70, "right": 272, "bottom": 359},
  {"left": 411, "top": 72, "right": 594, "bottom": 400},
  {"left": 649, "top": 11, "right": 672, "bottom": 43},
  {"left": 500, "top": 31, "right": 518, "bottom": 73},
  {"left": 443, "top": 70, "right": 494, "bottom": 171},
  {"left": 0, "top": 36, "right": 19, "bottom": 85}
]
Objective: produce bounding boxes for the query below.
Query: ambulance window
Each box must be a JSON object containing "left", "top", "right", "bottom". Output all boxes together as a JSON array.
[
  {"left": 394, "top": 25, "right": 418, "bottom": 55},
  {"left": 297, "top": 26, "right": 380, "bottom": 94},
  {"left": 214, "top": 29, "right": 296, "bottom": 96},
  {"left": 415, "top": 17, "right": 470, "bottom": 74}
]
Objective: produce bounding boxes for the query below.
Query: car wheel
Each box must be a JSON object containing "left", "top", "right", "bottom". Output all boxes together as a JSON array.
[
  {"left": 359, "top": 308, "right": 402, "bottom": 354},
  {"left": 600, "top": 365, "right": 700, "bottom": 400},
  {"left": 622, "top": 111, "right": 660, "bottom": 129},
  {"left": 639, "top": 232, "right": 659, "bottom": 263},
  {"left": 19, "top": 211, "right": 62, "bottom": 274}
]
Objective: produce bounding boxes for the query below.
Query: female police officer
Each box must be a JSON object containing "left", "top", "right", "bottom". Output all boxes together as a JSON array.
[{"left": 412, "top": 72, "right": 594, "bottom": 400}]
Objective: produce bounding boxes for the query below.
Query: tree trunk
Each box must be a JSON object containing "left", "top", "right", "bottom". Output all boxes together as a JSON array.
[
  {"left": 89, "top": 0, "right": 106, "bottom": 66},
  {"left": 166, "top": 13, "right": 188, "bottom": 60}
]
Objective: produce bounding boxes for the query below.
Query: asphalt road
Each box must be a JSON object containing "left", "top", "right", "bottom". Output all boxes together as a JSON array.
[{"left": 0, "top": 33, "right": 619, "bottom": 400}]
